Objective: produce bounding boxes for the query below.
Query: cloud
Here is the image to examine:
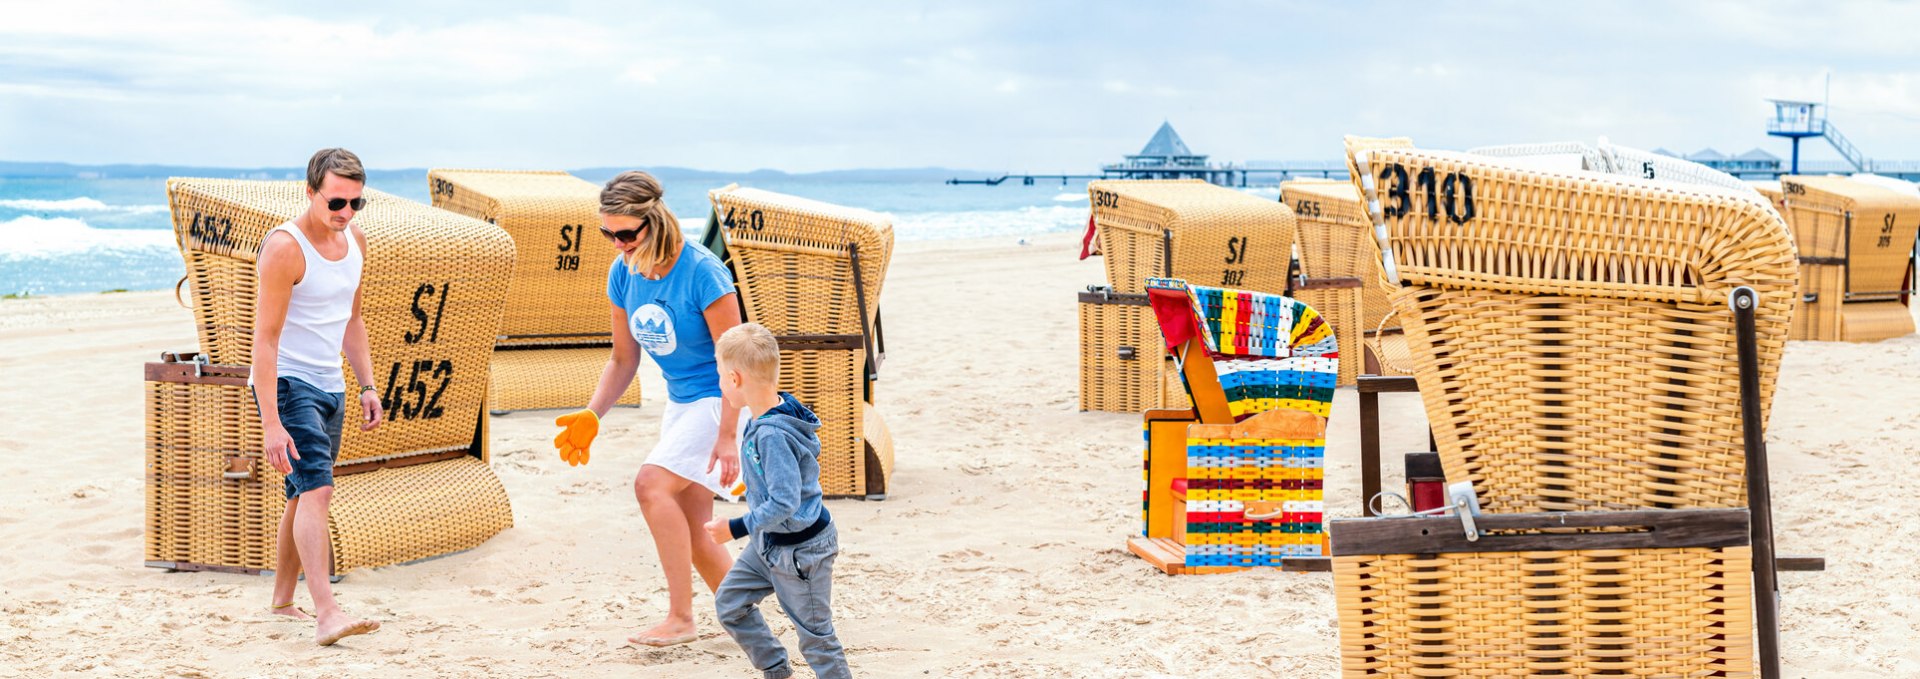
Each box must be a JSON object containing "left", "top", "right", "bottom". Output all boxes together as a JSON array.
[{"left": 0, "top": 1, "right": 1916, "bottom": 171}]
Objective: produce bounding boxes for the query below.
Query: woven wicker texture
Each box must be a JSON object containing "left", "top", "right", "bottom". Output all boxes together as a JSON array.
[
  {"left": 862, "top": 403, "right": 895, "bottom": 495},
  {"left": 167, "top": 179, "right": 514, "bottom": 463},
  {"left": 1283, "top": 179, "right": 1399, "bottom": 383},
  {"left": 1472, "top": 139, "right": 1762, "bottom": 194},
  {"left": 782, "top": 347, "right": 865, "bottom": 496},
  {"left": 1145, "top": 278, "right": 1338, "bottom": 567},
  {"left": 329, "top": 456, "right": 513, "bottom": 573},
  {"left": 427, "top": 169, "right": 613, "bottom": 345},
  {"left": 1344, "top": 139, "right": 1797, "bottom": 514},
  {"left": 708, "top": 186, "right": 891, "bottom": 338},
  {"left": 1088, "top": 180, "right": 1298, "bottom": 294},
  {"left": 1079, "top": 295, "right": 1185, "bottom": 412},
  {"left": 489, "top": 347, "right": 641, "bottom": 412},
  {"left": 1781, "top": 175, "right": 1920, "bottom": 341},
  {"left": 1333, "top": 546, "right": 1755, "bottom": 677},
  {"left": 706, "top": 186, "right": 896, "bottom": 497},
  {"left": 145, "top": 364, "right": 511, "bottom": 574},
  {"left": 146, "top": 374, "right": 276, "bottom": 570}
]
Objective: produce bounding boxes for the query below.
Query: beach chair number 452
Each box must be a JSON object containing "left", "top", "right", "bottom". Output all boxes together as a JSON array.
[
  {"left": 381, "top": 281, "right": 455, "bottom": 421},
  {"left": 1378, "top": 163, "right": 1477, "bottom": 224}
]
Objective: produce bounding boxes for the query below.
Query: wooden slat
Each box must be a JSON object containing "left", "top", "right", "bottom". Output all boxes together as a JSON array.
[
  {"left": 1078, "top": 288, "right": 1152, "bottom": 306},
  {"left": 1330, "top": 508, "right": 1750, "bottom": 556},
  {"left": 1355, "top": 374, "right": 1418, "bottom": 393},
  {"left": 1294, "top": 276, "right": 1364, "bottom": 290}
]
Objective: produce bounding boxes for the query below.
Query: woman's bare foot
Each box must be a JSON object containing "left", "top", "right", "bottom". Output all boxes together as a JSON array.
[
  {"left": 269, "top": 603, "right": 313, "bottom": 621},
  {"left": 627, "top": 617, "right": 698, "bottom": 647},
  {"left": 315, "top": 611, "right": 380, "bottom": 646}
]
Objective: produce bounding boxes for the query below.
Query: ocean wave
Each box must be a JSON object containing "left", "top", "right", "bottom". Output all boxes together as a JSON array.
[
  {"left": 0, "top": 197, "right": 171, "bottom": 214},
  {"left": 0, "top": 216, "right": 176, "bottom": 258},
  {"left": 1053, "top": 192, "right": 1087, "bottom": 202}
]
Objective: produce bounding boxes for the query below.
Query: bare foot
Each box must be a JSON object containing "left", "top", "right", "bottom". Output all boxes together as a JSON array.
[
  {"left": 269, "top": 603, "right": 314, "bottom": 621},
  {"left": 315, "top": 612, "right": 381, "bottom": 646},
  {"left": 627, "top": 618, "right": 697, "bottom": 647}
]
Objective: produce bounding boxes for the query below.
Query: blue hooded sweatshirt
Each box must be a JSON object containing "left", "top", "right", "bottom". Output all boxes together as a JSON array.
[{"left": 728, "top": 392, "right": 828, "bottom": 540}]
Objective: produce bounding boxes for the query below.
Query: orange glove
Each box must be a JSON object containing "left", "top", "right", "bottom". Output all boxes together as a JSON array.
[{"left": 553, "top": 409, "right": 599, "bottom": 466}]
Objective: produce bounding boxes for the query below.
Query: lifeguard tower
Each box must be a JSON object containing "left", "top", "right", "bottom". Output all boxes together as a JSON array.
[{"left": 1767, "top": 98, "right": 1866, "bottom": 175}]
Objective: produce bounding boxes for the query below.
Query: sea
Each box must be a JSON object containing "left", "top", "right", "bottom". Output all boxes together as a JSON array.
[{"left": 0, "top": 168, "right": 1285, "bottom": 297}]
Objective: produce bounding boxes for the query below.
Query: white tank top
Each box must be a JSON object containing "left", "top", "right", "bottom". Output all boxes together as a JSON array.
[{"left": 257, "top": 221, "right": 363, "bottom": 392}]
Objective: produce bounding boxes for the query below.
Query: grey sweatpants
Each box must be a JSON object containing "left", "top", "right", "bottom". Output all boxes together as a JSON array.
[{"left": 714, "top": 523, "right": 848, "bottom": 679}]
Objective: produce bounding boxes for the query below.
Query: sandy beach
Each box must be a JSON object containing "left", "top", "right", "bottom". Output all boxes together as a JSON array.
[{"left": 2, "top": 232, "right": 1918, "bottom": 678}]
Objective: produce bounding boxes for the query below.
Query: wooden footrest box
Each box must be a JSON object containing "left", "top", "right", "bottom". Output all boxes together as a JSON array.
[
  {"left": 144, "top": 354, "right": 512, "bottom": 576},
  {"left": 1331, "top": 509, "right": 1755, "bottom": 677},
  {"left": 1079, "top": 288, "right": 1188, "bottom": 413}
]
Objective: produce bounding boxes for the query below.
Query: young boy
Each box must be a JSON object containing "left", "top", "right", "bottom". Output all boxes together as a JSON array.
[{"left": 705, "top": 323, "right": 849, "bottom": 679}]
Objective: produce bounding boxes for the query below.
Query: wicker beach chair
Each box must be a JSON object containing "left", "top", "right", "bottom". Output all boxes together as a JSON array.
[
  {"left": 1126, "top": 278, "right": 1338, "bottom": 575},
  {"left": 1471, "top": 139, "right": 1763, "bottom": 195},
  {"left": 1280, "top": 179, "right": 1402, "bottom": 383},
  {"left": 1080, "top": 180, "right": 1298, "bottom": 412},
  {"left": 150, "top": 179, "right": 514, "bottom": 576},
  {"left": 1327, "top": 138, "right": 1799, "bottom": 676},
  {"left": 706, "top": 186, "right": 895, "bottom": 498},
  {"left": 1779, "top": 175, "right": 1920, "bottom": 342},
  {"left": 428, "top": 169, "right": 641, "bottom": 411}
]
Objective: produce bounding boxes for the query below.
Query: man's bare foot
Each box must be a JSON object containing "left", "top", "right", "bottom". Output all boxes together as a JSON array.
[
  {"left": 315, "top": 611, "right": 380, "bottom": 646},
  {"left": 270, "top": 603, "right": 314, "bottom": 621},
  {"left": 627, "top": 618, "right": 698, "bottom": 647}
]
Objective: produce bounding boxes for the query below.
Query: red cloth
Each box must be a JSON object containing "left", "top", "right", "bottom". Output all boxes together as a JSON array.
[
  {"left": 1078, "top": 214, "right": 1100, "bottom": 260},
  {"left": 1148, "top": 287, "right": 1197, "bottom": 351}
]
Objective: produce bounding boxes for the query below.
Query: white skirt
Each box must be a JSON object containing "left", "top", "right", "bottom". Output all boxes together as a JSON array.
[{"left": 647, "top": 396, "right": 749, "bottom": 498}]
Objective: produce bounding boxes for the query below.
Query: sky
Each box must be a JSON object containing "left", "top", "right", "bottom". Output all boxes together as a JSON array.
[{"left": 3, "top": 0, "right": 1918, "bottom": 173}]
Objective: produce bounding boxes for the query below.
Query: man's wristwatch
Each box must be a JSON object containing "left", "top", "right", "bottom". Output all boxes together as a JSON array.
[{"left": 360, "top": 384, "right": 376, "bottom": 395}]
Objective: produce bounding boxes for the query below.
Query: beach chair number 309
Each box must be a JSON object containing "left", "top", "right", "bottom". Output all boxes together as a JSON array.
[
  {"left": 555, "top": 224, "right": 586, "bottom": 271},
  {"left": 1377, "top": 163, "right": 1477, "bottom": 225}
]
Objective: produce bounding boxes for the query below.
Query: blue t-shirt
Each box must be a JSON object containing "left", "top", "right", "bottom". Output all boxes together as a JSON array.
[{"left": 607, "top": 242, "right": 737, "bottom": 403}]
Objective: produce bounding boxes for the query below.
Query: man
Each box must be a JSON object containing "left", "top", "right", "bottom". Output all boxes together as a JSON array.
[{"left": 253, "top": 148, "right": 383, "bottom": 646}]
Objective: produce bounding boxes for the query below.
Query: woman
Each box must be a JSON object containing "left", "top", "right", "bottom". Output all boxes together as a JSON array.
[{"left": 553, "top": 170, "right": 745, "bottom": 647}]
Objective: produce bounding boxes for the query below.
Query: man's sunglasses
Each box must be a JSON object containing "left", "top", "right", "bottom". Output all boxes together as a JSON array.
[
  {"left": 601, "top": 219, "right": 649, "bottom": 244},
  {"left": 325, "top": 197, "right": 368, "bottom": 212}
]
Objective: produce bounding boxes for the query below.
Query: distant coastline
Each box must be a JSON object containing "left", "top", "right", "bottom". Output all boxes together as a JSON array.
[{"left": 0, "top": 160, "right": 995, "bottom": 184}]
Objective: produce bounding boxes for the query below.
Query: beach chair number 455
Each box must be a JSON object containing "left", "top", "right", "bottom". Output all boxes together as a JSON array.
[
  {"left": 381, "top": 281, "right": 454, "bottom": 421},
  {"left": 1378, "top": 163, "right": 1476, "bottom": 224}
]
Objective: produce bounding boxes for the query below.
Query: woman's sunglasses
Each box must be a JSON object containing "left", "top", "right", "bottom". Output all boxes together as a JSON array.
[
  {"left": 325, "top": 197, "right": 368, "bottom": 212},
  {"left": 601, "top": 219, "right": 649, "bottom": 244}
]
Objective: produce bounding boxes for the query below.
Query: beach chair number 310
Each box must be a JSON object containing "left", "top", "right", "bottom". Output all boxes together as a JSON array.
[{"left": 1378, "top": 163, "right": 1477, "bottom": 224}]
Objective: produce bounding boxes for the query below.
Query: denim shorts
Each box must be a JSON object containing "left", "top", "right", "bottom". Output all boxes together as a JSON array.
[{"left": 254, "top": 377, "right": 345, "bottom": 499}]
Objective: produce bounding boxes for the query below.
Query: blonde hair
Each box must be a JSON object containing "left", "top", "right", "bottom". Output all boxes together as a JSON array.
[
  {"left": 716, "top": 322, "right": 781, "bottom": 384},
  {"left": 600, "top": 170, "right": 683, "bottom": 273}
]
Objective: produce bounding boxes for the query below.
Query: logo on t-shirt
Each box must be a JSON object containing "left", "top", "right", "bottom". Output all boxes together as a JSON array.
[{"left": 630, "top": 304, "right": 677, "bottom": 356}]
